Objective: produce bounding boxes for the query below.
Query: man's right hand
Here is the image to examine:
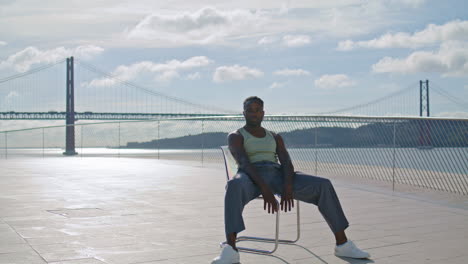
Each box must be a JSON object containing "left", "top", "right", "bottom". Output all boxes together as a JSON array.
[{"left": 261, "top": 187, "right": 278, "bottom": 214}]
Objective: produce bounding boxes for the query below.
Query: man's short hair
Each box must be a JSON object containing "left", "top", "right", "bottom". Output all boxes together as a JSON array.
[{"left": 243, "top": 96, "right": 264, "bottom": 109}]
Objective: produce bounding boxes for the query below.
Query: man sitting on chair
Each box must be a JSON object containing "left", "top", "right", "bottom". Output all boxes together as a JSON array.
[{"left": 212, "top": 96, "right": 370, "bottom": 263}]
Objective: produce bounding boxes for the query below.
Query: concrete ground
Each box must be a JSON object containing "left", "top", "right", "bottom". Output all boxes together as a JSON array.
[{"left": 0, "top": 157, "right": 467, "bottom": 264}]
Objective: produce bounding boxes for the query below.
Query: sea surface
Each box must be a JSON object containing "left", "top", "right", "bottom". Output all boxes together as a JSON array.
[{"left": 1, "top": 147, "right": 467, "bottom": 175}]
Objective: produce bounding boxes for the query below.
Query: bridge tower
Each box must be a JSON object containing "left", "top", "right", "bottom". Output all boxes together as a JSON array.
[
  {"left": 63, "top": 57, "right": 77, "bottom": 155},
  {"left": 420, "top": 80, "right": 429, "bottom": 117},
  {"left": 419, "top": 80, "right": 431, "bottom": 147}
]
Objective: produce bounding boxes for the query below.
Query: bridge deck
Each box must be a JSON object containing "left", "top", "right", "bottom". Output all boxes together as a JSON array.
[
  {"left": 0, "top": 112, "right": 237, "bottom": 120},
  {"left": 0, "top": 157, "right": 467, "bottom": 264}
]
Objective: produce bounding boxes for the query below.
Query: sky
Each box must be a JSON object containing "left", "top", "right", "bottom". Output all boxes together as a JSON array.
[{"left": 0, "top": 0, "right": 467, "bottom": 119}]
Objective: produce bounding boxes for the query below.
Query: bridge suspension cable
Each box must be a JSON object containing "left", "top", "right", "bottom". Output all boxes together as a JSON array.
[
  {"left": 0, "top": 59, "right": 66, "bottom": 85},
  {"left": 0, "top": 59, "right": 65, "bottom": 113},
  {"left": 320, "top": 81, "right": 417, "bottom": 116},
  {"left": 430, "top": 81, "right": 468, "bottom": 108},
  {"left": 75, "top": 59, "right": 236, "bottom": 114}
]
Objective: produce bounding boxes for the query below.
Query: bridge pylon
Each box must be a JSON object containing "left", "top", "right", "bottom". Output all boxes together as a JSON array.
[
  {"left": 419, "top": 79, "right": 432, "bottom": 148},
  {"left": 63, "top": 57, "right": 77, "bottom": 156},
  {"left": 420, "top": 80, "right": 430, "bottom": 117}
]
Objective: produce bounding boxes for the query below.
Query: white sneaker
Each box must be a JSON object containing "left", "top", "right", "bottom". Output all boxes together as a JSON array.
[
  {"left": 211, "top": 244, "right": 240, "bottom": 264},
  {"left": 334, "top": 240, "right": 370, "bottom": 259}
]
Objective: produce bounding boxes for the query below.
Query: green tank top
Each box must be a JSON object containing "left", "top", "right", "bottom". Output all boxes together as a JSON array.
[{"left": 239, "top": 127, "right": 278, "bottom": 163}]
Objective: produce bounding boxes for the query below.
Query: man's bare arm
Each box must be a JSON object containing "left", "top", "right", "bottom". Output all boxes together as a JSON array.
[
  {"left": 274, "top": 133, "right": 295, "bottom": 212},
  {"left": 228, "top": 131, "right": 278, "bottom": 213},
  {"left": 274, "top": 133, "right": 295, "bottom": 184}
]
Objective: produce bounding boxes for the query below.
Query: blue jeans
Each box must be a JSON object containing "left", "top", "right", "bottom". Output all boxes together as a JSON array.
[{"left": 224, "top": 162, "right": 349, "bottom": 236}]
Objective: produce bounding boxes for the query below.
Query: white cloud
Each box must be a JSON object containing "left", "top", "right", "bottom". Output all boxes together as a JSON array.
[
  {"left": 338, "top": 20, "right": 468, "bottom": 50},
  {"left": 274, "top": 68, "right": 310, "bottom": 76},
  {"left": 282, "top": 35, "right": 311, "bottom": 47},
  {"left": 258, "top": 35, "right": 312, "bottom": 47},
  {"left": 258, "top": 36, "right": 277, "bottom": 45},
  {"left": 186, "top": 72, "right": 201, "bottom": 80},
  {"left": 314, "top": 74, "right": 356, "bottom": 89},
  {"left": 213, "top": 65, "right": 264, "bottom": 83},
  {"left": 336, "top": 40, "right": 355, "bottom": 51},
  {"left": 0, "top": 1, "right": 432, "bottom": 50},
  {"left": 127, "top": 6, "right": 270, "bottom": 46},
  {"left": 269, "top": 82, "right": 285, "bottom": 90},
  {"left": 0, "top": 41, "right": 7, "bottom": 46},
  {"left": 155, "top": 70, "right": 180, "bottom": 82},
  {"left": 125, "top": 4, "right": 388, "bottom": 48},
  {"left": 6, "top": 91, "right": 19, "bottom": 100},
  {"left": 372, "top": 41, "right": 468, "bottom": 76},
  {"left": 88, "top": 56, "right": 213, "bottom": 86},
  {"left": 3, "top": 91, "right": 19, "bottom": 105},
  {"left": 0, "top": 45, "right": 104, "bottom": 72},
  {"left": 388, "top": 0, "right": 426, "bottom": 8},
  {"left": 127, "top": 1, "right": 429, "bottom": 47}
]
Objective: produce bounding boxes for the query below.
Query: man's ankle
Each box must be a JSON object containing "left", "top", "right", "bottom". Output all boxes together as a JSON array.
[
  {"left": 336, "top": 238, "right": 348, "bottom": 246},
  {"left": 227, "top": 243, "right": 238, "bottom": 251}
]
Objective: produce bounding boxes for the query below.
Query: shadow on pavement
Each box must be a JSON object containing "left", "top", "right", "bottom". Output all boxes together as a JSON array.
[
  {"left": 242, "top": 242, "right": 375, "bottom": 264},
  {"left": 335, "top": 256, "right": 375, "bottom": 264}
]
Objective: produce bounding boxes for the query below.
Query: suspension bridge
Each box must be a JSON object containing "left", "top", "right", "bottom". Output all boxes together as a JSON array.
[{"left": 0, "top": 57, "right": 467, "bottom": 155}]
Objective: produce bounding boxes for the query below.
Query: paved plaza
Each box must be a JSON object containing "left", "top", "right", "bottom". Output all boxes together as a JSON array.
[{"left": 0, "top": 157, "right": 467, "bottom": 264}]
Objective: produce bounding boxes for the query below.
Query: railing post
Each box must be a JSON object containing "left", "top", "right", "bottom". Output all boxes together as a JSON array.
[
  {"left": 314, "top": 126, "right": 318, "bottom": 175},
  {"left": 80, "top": 125, "right": 83, "bottom": 158},
  {"left": 4, "top": 132, "right": 7, "bottom": 159},
  {"left": 201, "top": 120, "right": 204, "bottom": 166},
  {"left": 157, "top": 120, "right": 160, "bottom": 160},
  {"left": 118, "top": 122, "right": 121, "bottom": 158},
  {"left": 42, "top": 128, "right": 45, "bottom": 158},
  {"left": 426, "top": 79, "right": 430, "bottom": 116},
  {"left": 392, "top": 121, "right": 397, "bottom": 192}
]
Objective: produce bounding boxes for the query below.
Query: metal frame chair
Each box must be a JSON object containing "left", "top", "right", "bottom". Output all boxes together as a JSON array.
[{"left": 220, "top": 146, "right": 301, "bottom": 254}]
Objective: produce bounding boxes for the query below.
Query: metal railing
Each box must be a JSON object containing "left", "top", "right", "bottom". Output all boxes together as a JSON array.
[{"left": 1, "top": 115, "right": 467, "bottom": 195}]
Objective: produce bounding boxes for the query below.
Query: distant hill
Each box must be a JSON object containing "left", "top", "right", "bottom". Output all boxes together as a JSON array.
[
  {"left": 127, "top": 132, "right": 227, "bottom": 149},
  {"left": 125, "top": 120, "right": 468, "bottom": 149}
]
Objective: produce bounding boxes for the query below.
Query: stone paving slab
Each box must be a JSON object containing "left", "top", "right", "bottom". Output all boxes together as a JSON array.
[{"left": 0, "top": 157, "right": 467, "bottom": 264}]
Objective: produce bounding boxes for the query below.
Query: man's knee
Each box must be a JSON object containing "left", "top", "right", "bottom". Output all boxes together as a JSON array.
[
  {"left": 320, "top": 178, "right": 333, "bottom": 189},
  {"left": 298, "top": 173, "right": 333, "bottom": 188},
  {"left": 226, "top": 177, "right": 244, "bottom": 192}
]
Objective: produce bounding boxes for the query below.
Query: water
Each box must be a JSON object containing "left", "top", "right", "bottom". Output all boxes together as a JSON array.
[
  {"left": 2, "top": 147, "right": 467, "bottom": 175},
  {"left": 288, "top": 148, "right": 468, "bottom": 175}
]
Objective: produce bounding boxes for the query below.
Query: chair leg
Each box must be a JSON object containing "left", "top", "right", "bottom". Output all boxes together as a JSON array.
[
  {"left": 246, "top": 200, "right": 300, "bottom": 244},
  {"left": 235, "top": 208, "right": 280, "bottom": 254},
  {"left": 226, "top": 200, "right": 301, "bottom": 255},
  {"left": 291, "top": 200, "right": 300, "bottom": 243}
]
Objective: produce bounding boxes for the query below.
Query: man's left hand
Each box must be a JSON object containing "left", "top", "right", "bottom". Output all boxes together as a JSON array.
[{"left": 280, "top": 183, "right": 294, "bottom": 212}]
